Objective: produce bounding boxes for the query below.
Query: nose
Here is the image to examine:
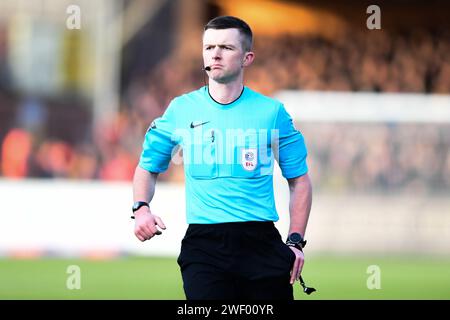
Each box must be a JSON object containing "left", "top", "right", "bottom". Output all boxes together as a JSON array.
[{"left": 212, "top": 46, "right": 222, "bottom": 60}]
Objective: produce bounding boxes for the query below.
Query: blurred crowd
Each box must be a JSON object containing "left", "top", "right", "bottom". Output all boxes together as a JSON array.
[
  {"left": 0, "top": 102, "right": 143, "bottom": 182},
  {"left": 248, "top": 28, "right": 450, "bottom": 94},
  {"left": 1, "top": 27, "right": 450, "bottom": 192},
  {"left": 302, "top": 123, "right": 450, "bottom": 193}
]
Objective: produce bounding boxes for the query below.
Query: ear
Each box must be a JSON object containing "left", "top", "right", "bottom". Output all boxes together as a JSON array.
[{"left": 242, "top": 51, "right": 255, "bottom": 68}]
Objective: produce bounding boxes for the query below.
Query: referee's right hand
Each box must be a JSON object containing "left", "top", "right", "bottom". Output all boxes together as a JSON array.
[{"left": 133, "top": 207, "right": 166, "bottom": 241}]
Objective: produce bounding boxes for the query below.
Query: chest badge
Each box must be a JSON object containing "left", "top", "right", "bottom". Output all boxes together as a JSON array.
[{"left": 241, "top": 148, "right": 257, "bottom": 171}]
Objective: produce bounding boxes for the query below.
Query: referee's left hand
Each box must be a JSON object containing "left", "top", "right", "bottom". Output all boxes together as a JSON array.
[{"left": 288, "top": 246, "right": 305, "bottom": 285}]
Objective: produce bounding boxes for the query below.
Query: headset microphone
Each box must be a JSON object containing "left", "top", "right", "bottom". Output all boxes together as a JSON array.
[{"left": 202, "top": 66, "right": 211, "bottom": 90}]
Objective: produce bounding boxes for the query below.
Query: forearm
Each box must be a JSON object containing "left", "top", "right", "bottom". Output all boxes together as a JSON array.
[
  {"left": 132, "top": 165, "right": 166, "bottom": 241},
  {"left": 133, "top": 165, "right": 158, "bottom": 203},
  {"left": 287, "top": 173, "right": 312, "bottom": 237}
]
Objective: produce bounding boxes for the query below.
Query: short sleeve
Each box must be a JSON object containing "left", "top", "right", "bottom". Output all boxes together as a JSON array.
[
  {"left": 273, "top": 103, "right": 308, "bottom": 179},
  {"left": 138, "top": 100, "right": 179, "bottom": 173}
]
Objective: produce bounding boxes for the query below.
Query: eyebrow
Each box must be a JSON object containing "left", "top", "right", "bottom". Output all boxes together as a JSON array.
[{"left": 203, "top": 44, "right": 237, "bottom": 48}]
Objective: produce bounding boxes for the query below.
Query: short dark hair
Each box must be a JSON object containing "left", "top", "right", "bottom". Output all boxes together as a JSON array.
[{"left": 204, "top": 16, "right": 253, "bottom": 52}]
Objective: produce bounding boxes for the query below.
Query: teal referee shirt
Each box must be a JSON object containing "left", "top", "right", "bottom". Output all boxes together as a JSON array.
[{"left": 139, "top": 86, "right": 308, "bottom": 224}]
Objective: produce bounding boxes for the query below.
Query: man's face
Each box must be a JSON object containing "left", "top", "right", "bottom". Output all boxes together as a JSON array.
[{"left": 203, "top": 28, "right": 250, "bottom": 84}]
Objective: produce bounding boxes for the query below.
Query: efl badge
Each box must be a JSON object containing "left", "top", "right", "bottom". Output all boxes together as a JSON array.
[{"left": 241, "top": 148, "right": 257, "bottom": 171}]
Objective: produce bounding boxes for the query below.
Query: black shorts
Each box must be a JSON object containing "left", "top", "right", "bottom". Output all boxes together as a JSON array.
[{"left": 177, "top": 221, "right": 295, "bottom": 300}]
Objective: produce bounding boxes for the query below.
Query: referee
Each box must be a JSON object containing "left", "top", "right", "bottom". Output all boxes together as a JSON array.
[{"left": 132, "top": 16, "right": 313, "bottom": 300}]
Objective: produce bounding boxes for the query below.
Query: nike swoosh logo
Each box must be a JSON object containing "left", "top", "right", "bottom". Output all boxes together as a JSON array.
[{"left": 190, "top": 121, "right": 210, "bottom": 128}]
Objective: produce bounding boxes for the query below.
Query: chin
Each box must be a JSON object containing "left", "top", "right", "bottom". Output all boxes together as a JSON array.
[
  {"left": 211, "top": 75, "right": 228, "bottom": 83},
  {"left": 212, "top": 73, "right": 239, "bottom": 84}
]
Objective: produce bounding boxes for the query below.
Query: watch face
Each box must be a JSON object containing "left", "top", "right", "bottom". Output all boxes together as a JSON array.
[{"left": 289, "top": 233, "right": 303, "bottom": 243}]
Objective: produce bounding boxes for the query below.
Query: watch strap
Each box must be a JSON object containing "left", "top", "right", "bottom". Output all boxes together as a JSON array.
[
  {"left": 286, "top": 241, "right": 304, "bottom": 252},
  {"left": 131, "top": 201, "right": 149, "bottom": 219}
]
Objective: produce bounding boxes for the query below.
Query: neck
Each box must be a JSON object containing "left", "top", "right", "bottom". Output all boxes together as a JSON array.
[{"left": 208, "top": 77, "right": 244, "bottom": 104}]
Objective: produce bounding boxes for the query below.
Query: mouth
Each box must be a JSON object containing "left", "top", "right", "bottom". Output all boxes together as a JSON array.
[{"left": 210, "top": 64, "right": 223, "bottom": 69}]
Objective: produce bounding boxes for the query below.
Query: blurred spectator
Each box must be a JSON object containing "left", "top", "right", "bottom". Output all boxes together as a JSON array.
[
  {"left": 1, "top": 128, "right": 32, "bottom": 178},
  {"left": 99, "top": 146, "right": 136, "bottom": 181},
  {"left": 68, "top": 143, "right": 99, "bottom": 180},
  {"left": 31, "top": 139, "right": 73, "bottom": 178}
]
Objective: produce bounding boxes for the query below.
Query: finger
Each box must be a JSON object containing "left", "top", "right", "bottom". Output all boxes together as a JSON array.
[
  {"left": 154, "top": 216, "right": 166, "bottom": 230},
  {"left": 141, "top": 225, "right": 154, "bottom": 238},
  {"left": 135, "top": 231, "right": 146, "bottom": 242},
  {"left": 145, "top": 227, "right": 158, "bottom": 239},
  {"left": 136, "top": 222, "right": 151, "bottom": 238},
  {"left": 290, "top": 259, "right": 299, "bottom": 284},
  {"left": 297, "top": 259, "right": 305, "bottom": 280},
  {"left": 147, "top": 218, "right": 164, "bottom": 235},
  {"left": 147, "top": 222, "right": 160, "bottom": 236},
  {"left": 139, "top": 230, "right": 151, "bottom": 241}
]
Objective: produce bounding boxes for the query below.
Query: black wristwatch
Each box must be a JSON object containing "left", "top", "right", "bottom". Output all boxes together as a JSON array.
[
  {"left": 286, "top": 232, "right": 307, "bottom": 251},
  {"left": 131, "top": 201, "right": 149, "bottom": 219}
]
